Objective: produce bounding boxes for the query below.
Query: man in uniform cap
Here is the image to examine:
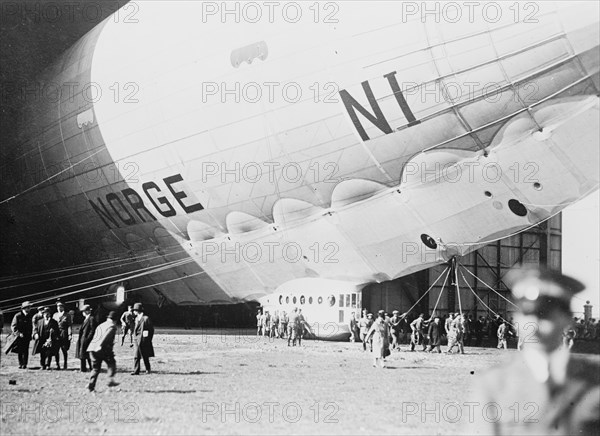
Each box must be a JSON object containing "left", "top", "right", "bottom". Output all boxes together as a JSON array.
[
  {"left": 52, "top": 301, "right": 72, "bottom": 370},
  {"left": 9, "top": 301, "right": 33, "bottom": 368},
  {"left": 131, "top": 303, "right": 154, "bottom": 375},
  {"left": 473, "top": 266, "right": 599, "bottom": 435},
  {"left": 86, "top": 311, "right": 119, "bottom": 391}
]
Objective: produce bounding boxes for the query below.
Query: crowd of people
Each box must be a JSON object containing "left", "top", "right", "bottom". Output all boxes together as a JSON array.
[
  {"left": 4, "top": 301, "right": 155, "bottom": 392},
  {"left": 2, "top": 266, "right": 597, "bottom": 433},
  {"left": 347, "top": 307, "right": 600, "bottom": 364},
  {"left": 255, "top": 308, "right": 312, "bottom": 346}
]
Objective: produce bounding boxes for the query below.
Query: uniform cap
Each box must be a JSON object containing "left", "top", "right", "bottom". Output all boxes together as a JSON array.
[
  {"left": 42, "top": 307, "right": 51, "bottom": 314},
  {"left": 107, "top": 311, "right": 117, "bottom": 320},
  {"left": 21, "top": 301, "right": 32, "bottom": 309},
  {"left": 56, "top": 301, "right": 64, "bottom": 307},
  {"left": 392, "top": 310, "right": 399, "bottom": 314},
  {"left": 133, "top": 303, "right": 144, "bottom": 311},
  {"left": 505, "top": 266, "right": 584, "bottom": 316}
]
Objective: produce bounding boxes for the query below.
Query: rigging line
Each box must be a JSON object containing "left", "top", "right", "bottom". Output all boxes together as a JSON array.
[
  {"left": 461, "top": 265, "right": 519, "bottom": 309},
  {"left": 0, "top": 245, "right": 188, "bottom": 283},
  {"left": 0, "top": 247, "right": 189, "bottom": 290},
  {"left": 0, "top": 148, "right": 104, "bottom": 205},
  {"left": 459, "top": 269, "right": 516, "bottom": 331},
  {"left": 57, "top": 242, "right": 263, "bottom": 306},
  {"left": 455, "top": 261, "right": 463, "bottom": 316},
  {"left": 0, "top": 257, "right": 197, "bottom": 312},
  {"left": 404, "top": 266, "right": 450, "bottom": 315},
  {"left": 63, "top": 269, "right": 210, "bottom": 305},
  {"left": 2, "top": 244, "right": 248, "bottom": 311},
  {"left": 430, "top": 266, "right": 451, "bottom": 316},
  {"left": 0, "top": 257, "right": 194, "bottom": 304},
  {"left": 0, "top": 250, "right": 159, "bottom": 282},
  {"left": 0, "top": 257, "right": 128, "bottom": 283}
]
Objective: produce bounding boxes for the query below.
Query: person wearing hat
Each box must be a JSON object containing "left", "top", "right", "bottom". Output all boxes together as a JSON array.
[
  {"left": 348, "top": 311, "right": 358, "bottom": 343},
  {"left": 287, "top": 307, "right": 299, "bottom": 347},
  {"left": 86, "top": 311, "right": 119, "bottom": 391},
  {"left": 31, "top": 306, "right": 44, "bottom": 331},
  {"left": 389, "top": 310, "right": 403, "bottom": 351},
  {"left": 120, "top": 305, "right": 135, "bottom": 347},
  {"left": 365, "top": 310, "right": 391, "bottom": 368},
  {"left": 76, "top": 304, "right": 96, "bottom": 372},
  {"left": 359, "top": 311, "right": 373, "bottom": 351},
  {"left": 446, "top": 313, "right": 465, "bottom": 354},
  {"left": 496, "top": 320, "right": 512, "bottom": 350},
  {"left": 131, "top": 303, "right": 154, "bottom": 375},
  {"left": 32, "top": 307, "right": 59, "bottom": 370},
  {"left": 256, "top": 309, "right": 262, "bottom": 336},
  {"left": 444, "top": 312, "right": 454, "bottom": 338},
  {"left": 9, "top": 301, "right": 33, "bottom": 368},
  {"left": 473, "top": 266, "right": 600, "bottom": 435},
  {"left": 279, "top": 310, "right": 288, "bottom": 339},
  {"left": 427, "top": 315, "right": 442, "bottom": 353},
  {"left": 409, "top": 313, "right": 426, "bottom": 352},
  {"left": 52, "top": 301, "right": 72, "bottom": 370}
]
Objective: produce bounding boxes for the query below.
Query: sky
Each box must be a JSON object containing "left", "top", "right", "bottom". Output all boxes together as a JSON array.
[{"left": 563, "top": 193, "right": 600, "bottom": 318}]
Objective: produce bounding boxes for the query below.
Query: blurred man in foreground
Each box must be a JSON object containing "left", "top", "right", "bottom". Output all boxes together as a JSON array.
[{"left": 474, "top": 266, "right": 599, "bottom": 435}]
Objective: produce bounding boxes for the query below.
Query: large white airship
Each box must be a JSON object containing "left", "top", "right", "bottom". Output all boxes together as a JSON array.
[{"left": 1, "top": 2, "right": 598, "bottom": 338}]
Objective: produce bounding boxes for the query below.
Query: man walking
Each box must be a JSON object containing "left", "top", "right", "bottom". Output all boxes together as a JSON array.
[
  {"left": 427, "top": 316, "right": 442, "bottom": 353},
  {"left": 287, "top": 308, "right": 299, "bottom": 347},
  {"left": 256, "top": 309, "right": 262, "bottom": 336},
  {"left": 131, "top": 303, "right": 154, "bottom": 375},
  {"left": 389, "top": 311, "right": 401, "bottom": 350},
  {"left": 32, "top": 307, "right": 59, "bottom": 370},
  {"left": 279, "top": 311, "right": 288, "bottom": 339},
  {"left": 10, "top": 301, "right": 33, "bottom": 369},
  {"left": 410, "top": 313, "right": 426, "bottom": 351},
  {"left": 120, "top": 305, "right": 135, "bottom": 347},
  {"left": 53, "top": 301, "right": 72, "bottom": 370},
  {"left": 359, "top": 311, "right": 373, "bottom": 351},
  {"left": 497, "top": 320, "right": 510, "bottom": 350},
  {"left": 86, "top": 311, "right": 119, "bottom": 392},
  {"left": 76, "top": 305, "right": 96, "bottom": 372}
]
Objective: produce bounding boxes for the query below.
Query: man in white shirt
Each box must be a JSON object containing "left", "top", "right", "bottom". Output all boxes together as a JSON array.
[{"left": 473, "top": 266, "right": 599, "bottom": 435}]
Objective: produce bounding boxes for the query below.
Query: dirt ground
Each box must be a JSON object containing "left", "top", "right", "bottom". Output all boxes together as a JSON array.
[{"left": 0, "top": 329, "right": 597, "bottom": 435}]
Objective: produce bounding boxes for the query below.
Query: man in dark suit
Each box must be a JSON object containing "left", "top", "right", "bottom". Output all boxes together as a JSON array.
[
  {"left": 10, "top": 301, "right": 33, "bottom": 368},
  {"left": 427, "top": 315, "right": 442, "bottom": 353},
  {"left": 473, "top": 266, "right": 599, "bottom": 435},
  {"left": 32, "top": 307, "right": 59, "bottom": 370},
  {"left": 76, "top": 305, "right": 96, "bottom": 372},
  {"left": 131, "top": 303, "right": 154, "bottom": 375}
]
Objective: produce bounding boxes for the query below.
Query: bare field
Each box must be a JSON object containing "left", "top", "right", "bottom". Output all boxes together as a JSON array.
[{"left": 0, "top": 329, "right": 581, "bottom": 435}]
